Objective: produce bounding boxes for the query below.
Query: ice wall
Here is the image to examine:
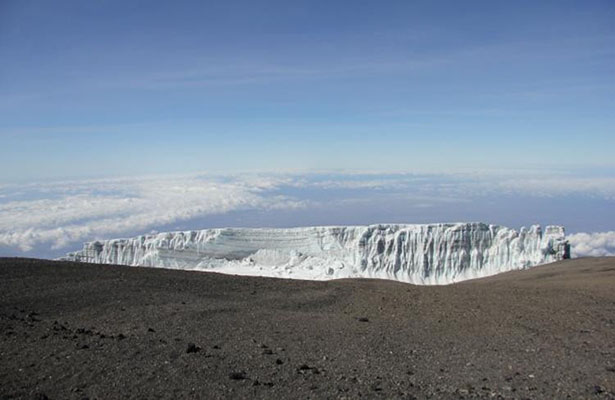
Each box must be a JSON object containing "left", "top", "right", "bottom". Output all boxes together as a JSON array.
[{"left": 63, "top": 223, "right": 569, "bottom": 285}]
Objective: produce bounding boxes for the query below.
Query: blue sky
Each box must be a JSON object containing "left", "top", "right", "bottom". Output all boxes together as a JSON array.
[
  {"left": 0, "top": 1, "right": 614, "bottom": 258},
  {"left": 1, "top": 0, "right": 614, "bottom": 180}
]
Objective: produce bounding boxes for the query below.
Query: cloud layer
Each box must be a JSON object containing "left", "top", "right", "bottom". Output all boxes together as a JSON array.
[
  {"left": 568, "top": 232, "right": 615, "bottom": 257},
  {"left": 0, "top": 174, "right": 303, "bottom": 252},
  {"left": 1, "top": 171, "right": 614, "bottom": 259}
]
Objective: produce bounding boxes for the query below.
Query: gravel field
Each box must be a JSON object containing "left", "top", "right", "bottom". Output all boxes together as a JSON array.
[{"left": 1, "top": 257, "right": 614, "bottom": 399}]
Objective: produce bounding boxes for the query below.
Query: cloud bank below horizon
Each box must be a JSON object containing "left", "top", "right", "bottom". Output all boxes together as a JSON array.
[
  {"left": 568, "top": 232, "right": 615, "bottom": 257},
  {"left": 0, "top": 174, "right": 304, "bottom": 253},
  {"left": 0, "top": 171, "right": 613, "bottom": 259}
]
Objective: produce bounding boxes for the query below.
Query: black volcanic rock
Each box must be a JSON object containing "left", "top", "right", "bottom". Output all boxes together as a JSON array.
[
  {"left": 185, "top": 343, "right": 201, "bottom": 353},
  {"left": 0, "top": 257, "right": 614, "bottom": 399}
]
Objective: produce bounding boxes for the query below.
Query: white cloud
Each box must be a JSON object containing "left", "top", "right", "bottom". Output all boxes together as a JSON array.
[
  {"left": 568, "top": 232, "right": 615, "bottom": 257},
  {"left": 0, "top": 175, "right": 305, "bottom": 252},
  {"left": 1, "top": 171, "right": 614, "bottom": 257}
]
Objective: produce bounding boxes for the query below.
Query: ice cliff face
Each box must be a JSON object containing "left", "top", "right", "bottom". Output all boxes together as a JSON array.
[{"left": 63, "top": 223, "right": 569, "bottom": 285}]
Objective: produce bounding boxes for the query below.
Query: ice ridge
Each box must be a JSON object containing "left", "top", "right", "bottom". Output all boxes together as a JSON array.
[{"left": 62, "top": 223, "right": 570, "bottom": 285}]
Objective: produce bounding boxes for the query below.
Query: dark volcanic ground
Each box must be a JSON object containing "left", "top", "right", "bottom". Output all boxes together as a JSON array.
[{"left": 1, "top": 257, "right": 614, "bottom": 400}]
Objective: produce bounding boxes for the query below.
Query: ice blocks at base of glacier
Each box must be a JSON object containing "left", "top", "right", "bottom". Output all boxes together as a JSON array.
[{"left": 63, "top": 223, "right": 570, "bottom": 285}]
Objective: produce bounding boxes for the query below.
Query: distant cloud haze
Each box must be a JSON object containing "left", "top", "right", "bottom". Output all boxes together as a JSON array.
[{"left": 0, "top": 171, "right": 614, "bottom": 259}]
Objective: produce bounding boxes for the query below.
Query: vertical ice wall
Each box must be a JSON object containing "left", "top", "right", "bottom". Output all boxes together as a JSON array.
[{"left": 63, "top": 223, "right": 569, "bottom": 284}]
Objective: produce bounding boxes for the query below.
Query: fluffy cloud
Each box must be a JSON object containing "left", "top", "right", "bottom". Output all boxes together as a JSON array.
[
  {"left": 1, "top": 171, "right": 614, "bottom": 258},
  {"left": 0, "top": 175, "right": 305, "bottom": 252},
  {"left": 568, "top": 232, "right": 615, "bottom": 257}
]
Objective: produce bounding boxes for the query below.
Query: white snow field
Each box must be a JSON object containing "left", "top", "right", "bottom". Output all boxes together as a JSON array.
[{"left": 63, "top": 223, "right": 569, "bottom": 285}]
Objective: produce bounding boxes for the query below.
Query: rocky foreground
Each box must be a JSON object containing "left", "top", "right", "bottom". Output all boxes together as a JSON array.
[{"left": 1, "top": 257, "right": 614, "bottom": 399}]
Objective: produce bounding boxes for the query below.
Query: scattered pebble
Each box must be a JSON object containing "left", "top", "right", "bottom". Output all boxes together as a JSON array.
[
  {"left": 297, "top": 364, "right": 320, "bottom": 374},
  {"left": 228, "top": 371, "right": 247, "bottom": 380},
  {"left": 186, "top": 343, "right": 201, "bottom": 353},
  {"left": 594, "top": 385, "right": 606, "bottom": 394}
]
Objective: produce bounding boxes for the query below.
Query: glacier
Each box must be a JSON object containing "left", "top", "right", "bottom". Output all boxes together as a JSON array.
[{"left": 62, "top": 223, "right": 570, "bottom": 285}]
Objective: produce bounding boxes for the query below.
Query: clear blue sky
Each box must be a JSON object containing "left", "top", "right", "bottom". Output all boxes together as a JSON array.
[{"left": 0, "top": 0, "right": 614, "bottom": 181}]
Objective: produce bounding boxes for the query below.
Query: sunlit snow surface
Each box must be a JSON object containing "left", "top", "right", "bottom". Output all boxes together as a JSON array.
[{"left": 63, "top": 223, "right": 569, "bottom": 285}]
